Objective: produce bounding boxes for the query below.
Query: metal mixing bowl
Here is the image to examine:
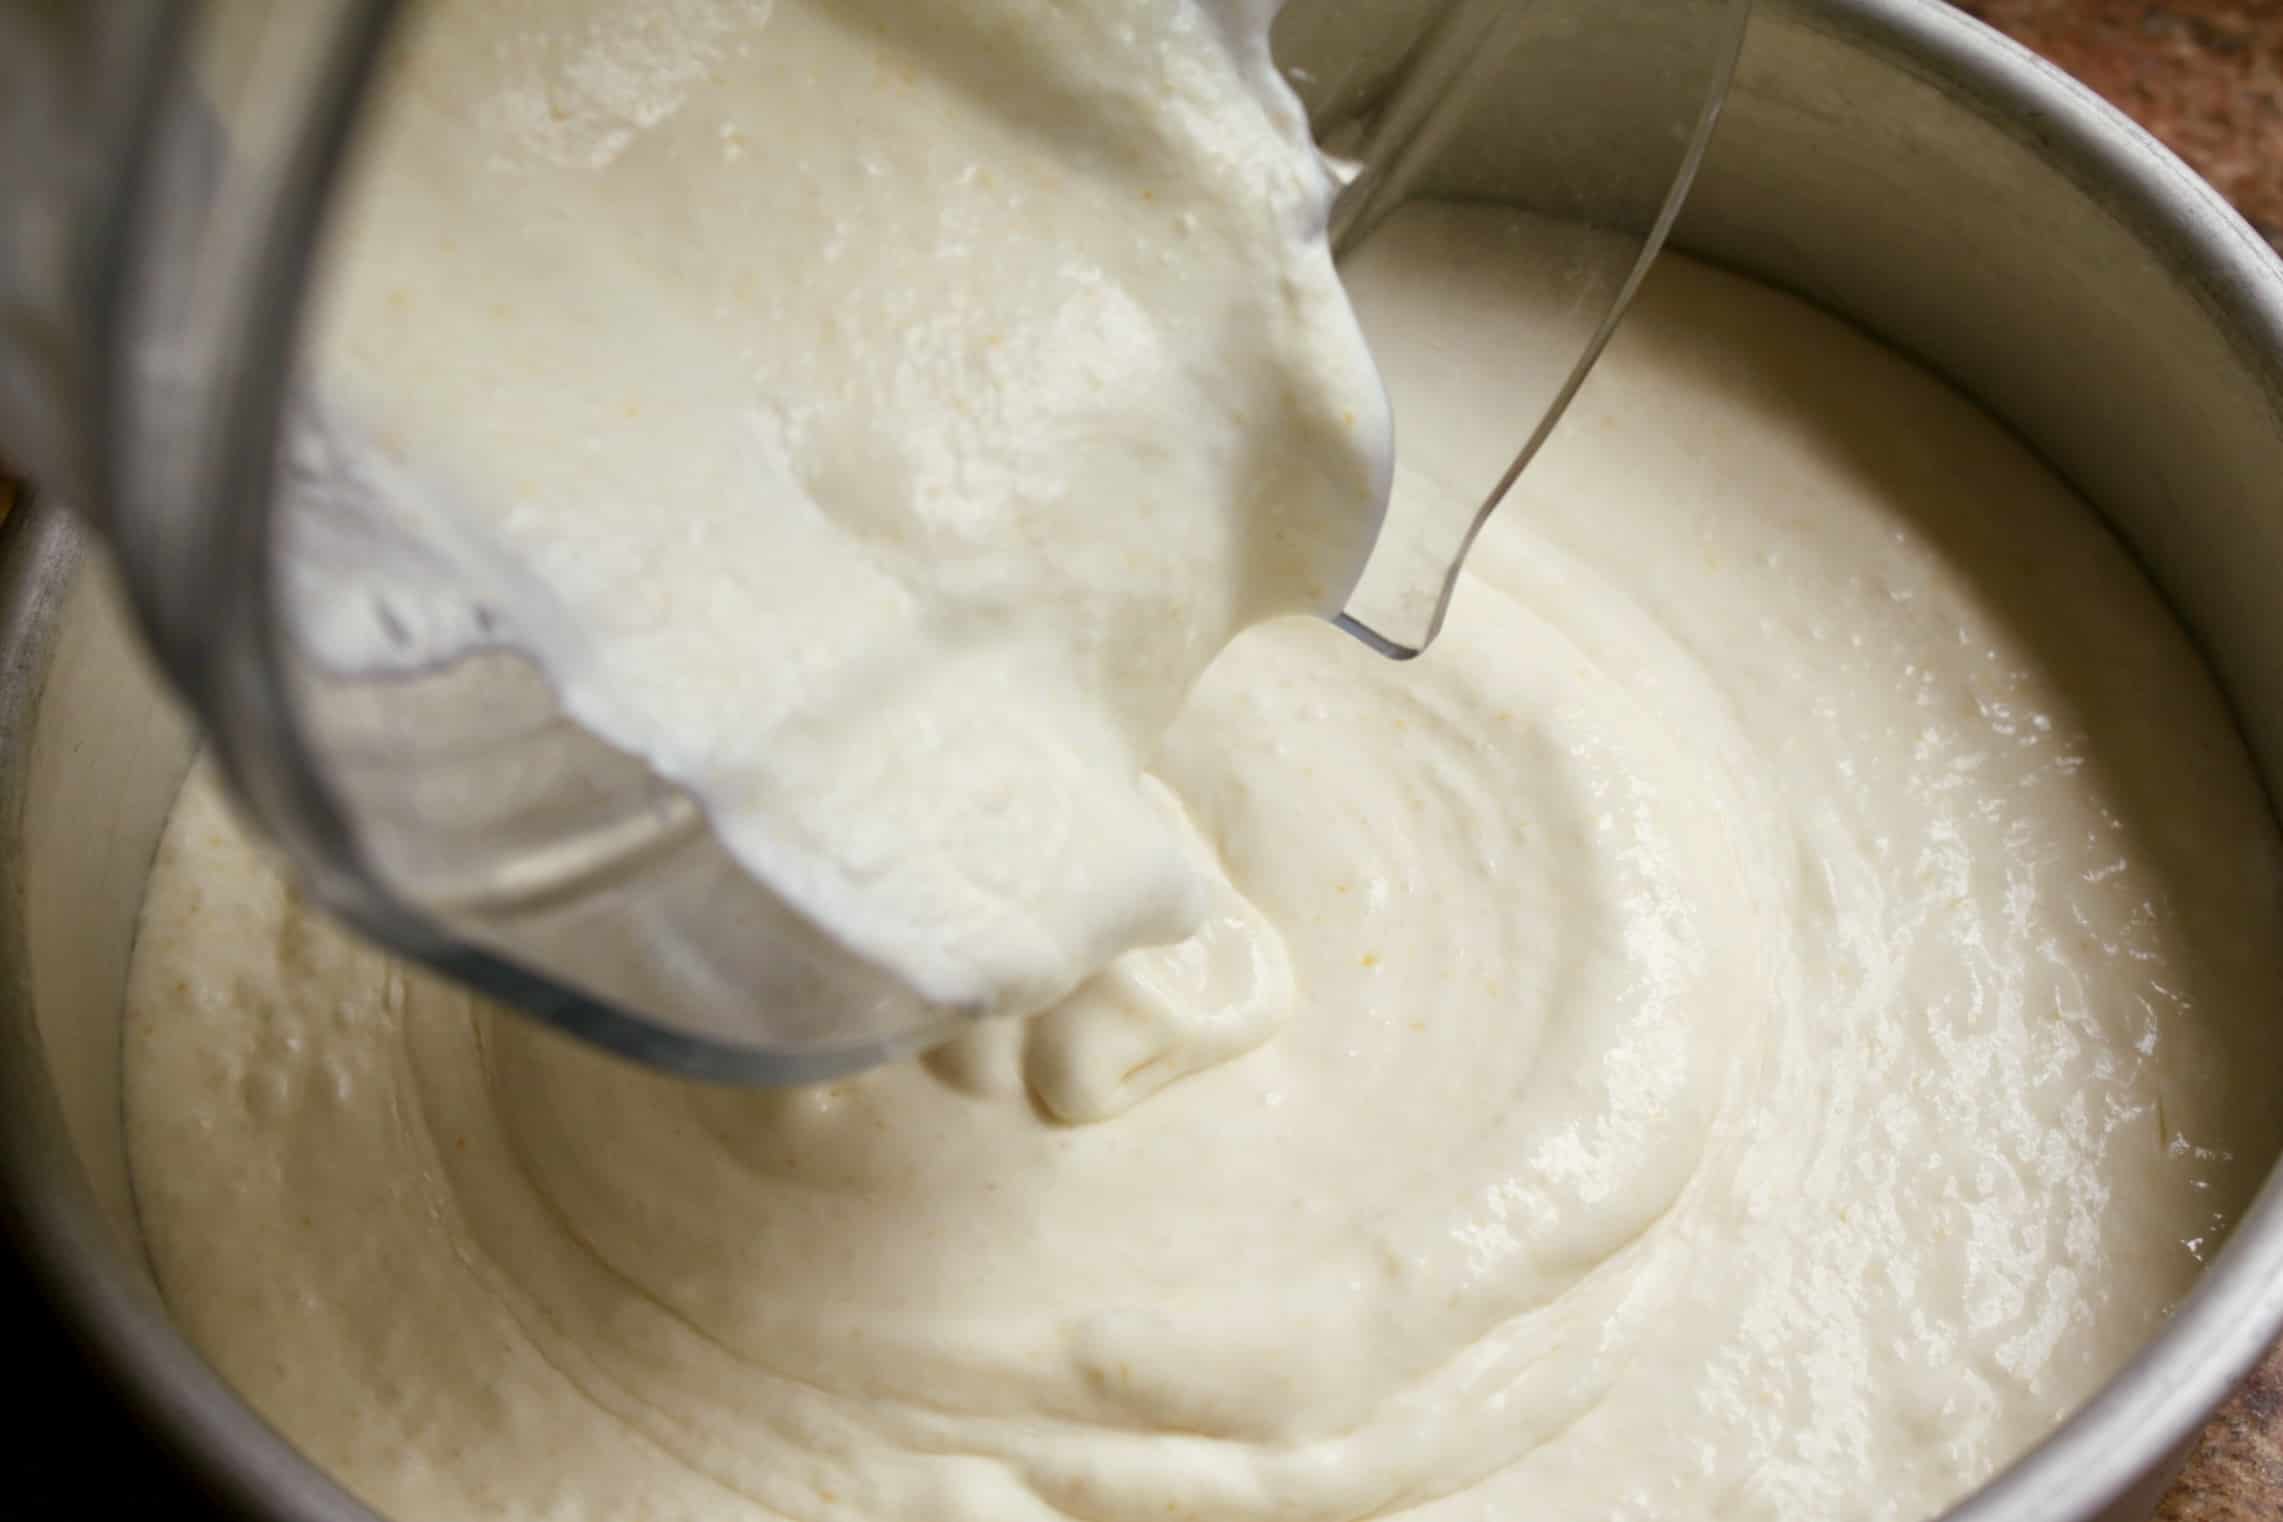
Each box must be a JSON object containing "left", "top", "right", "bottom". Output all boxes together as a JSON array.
[{"left": 4, "top": 0, "right": 2281, "bottom": 1517}]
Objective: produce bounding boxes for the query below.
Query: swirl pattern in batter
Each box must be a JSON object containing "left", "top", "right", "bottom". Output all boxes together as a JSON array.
[{"left": 126, "top": 211, "right": 2283, "bottom": 1522}]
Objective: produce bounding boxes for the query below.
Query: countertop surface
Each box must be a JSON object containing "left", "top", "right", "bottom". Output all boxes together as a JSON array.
[
  {"left": 1959, "top": 0, "right": 2283, "bottom": 249},
  {"left": 10, "top": 4, "right": 2283, "bottom": 1520},
  {"left": 1954, "top": 7, "right": 2283, "bottom": 1515}
]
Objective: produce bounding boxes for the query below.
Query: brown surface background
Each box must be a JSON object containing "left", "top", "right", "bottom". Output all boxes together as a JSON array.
[
  {"left": 1957, "top": 1, "right": 2283, "bottom": 246},
  {"left": 1945, "top": 5, "right": 2283, "bottom": 1517}
]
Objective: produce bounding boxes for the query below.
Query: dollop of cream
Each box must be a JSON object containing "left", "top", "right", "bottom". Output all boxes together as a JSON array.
[{"left": 128, "top": 216, "right": 2283, "bottom": 1521}]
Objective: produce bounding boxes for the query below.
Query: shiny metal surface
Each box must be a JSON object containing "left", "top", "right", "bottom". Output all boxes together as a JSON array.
[{"left": 3, "top": 0, "right": 2281, "bottom": 1517}]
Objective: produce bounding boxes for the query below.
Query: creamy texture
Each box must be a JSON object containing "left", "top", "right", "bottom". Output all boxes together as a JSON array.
[
  {"left": 292, "top": 0, "right": 1389, "bottom": 1020},
  {"left": 129, "top": 218, "right": 2283, "bottom": 1522}
]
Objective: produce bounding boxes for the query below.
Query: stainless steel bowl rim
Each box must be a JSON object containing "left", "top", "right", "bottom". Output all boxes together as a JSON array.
[{"left": 6, "top": 2, "right": 2283, "bottom": 1518}]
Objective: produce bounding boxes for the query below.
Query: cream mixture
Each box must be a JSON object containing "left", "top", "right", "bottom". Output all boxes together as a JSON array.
[
  {"left": 124, "top": 2, "right": 2283, "bottom": 1520},
  {"left": 129, "top": 216, "right": 2283, "bottom": 1519},
  {"left": 287, "top": 0, "right": 1388, "bottom": 1025}
]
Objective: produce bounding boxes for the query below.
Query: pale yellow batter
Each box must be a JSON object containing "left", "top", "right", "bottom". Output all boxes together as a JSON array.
[{"left": 126, "top": 211, "right": 2283, "bottom": 1522}]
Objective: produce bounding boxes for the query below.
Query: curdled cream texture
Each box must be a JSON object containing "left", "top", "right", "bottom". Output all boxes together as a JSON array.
[
  {"left": 292, "top": 0, "right": 1391, "bottom": 1023},
  {"left": 128, "top": 214, "right": 2283, "bottom": 1522}
]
